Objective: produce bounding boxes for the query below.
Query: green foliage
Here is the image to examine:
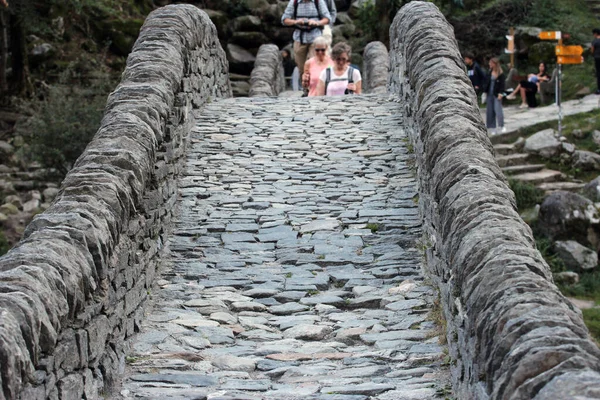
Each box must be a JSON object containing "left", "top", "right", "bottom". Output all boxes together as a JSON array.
[
  {"left": 225, "top": 1, "right": 251, "bottom": 18},
  {"left": 524, "top": 0, "right": 597, "bottom": 44},
  {"left": 535, "top": 237, "right": 565, "bottom": 273},
  {"left": 0, "top": 231, "right": 10, "bottom": 256},
  {"left": 355, "top": 0, "right": 378, "bottom": 42},
  {"left": 559, "top": 271, "right": 600, "bottom": 301},
  {"left": 16, "top": 68, "right": 115, "bottom": 178},
  {"left": 582, "top": 308, "right": 600, "bottom": 342},
  {"left": 508, "top": 179, "right": 544, "bottom": 211},
  {"left": 366, "top": 223, "right": 379, "bottom": 233}
]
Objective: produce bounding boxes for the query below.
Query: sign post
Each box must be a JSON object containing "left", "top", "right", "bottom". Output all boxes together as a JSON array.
[
  {"left": 505, "top": 28, "right": 515, "bottom": 69},
  {"left": 538, "top": 31, "right": 584, "bottom": 135}
]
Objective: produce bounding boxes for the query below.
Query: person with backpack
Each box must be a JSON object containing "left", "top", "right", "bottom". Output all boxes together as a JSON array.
[
  {"left": 316, "top": 42, "right": 362, "bottom": 96},
  {"left": 282, "top": 0, "right": 331, "bottom": 79}
]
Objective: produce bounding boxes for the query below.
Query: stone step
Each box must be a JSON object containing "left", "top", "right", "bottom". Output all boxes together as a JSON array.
[
  {"left": 511, "top": 168, "right": 563, "bottom": 184},
  {"left": 494, "top": 143, "right": 516, "bottom": 156},
  {"left": 537, "top": 181, "right": 586, "bottom": 193},
  {"left": 496, "top": 153, "right": 529, "bottom": 167},
  {"left": 502, "top": 164, "right": 545, "bottom": 175}
]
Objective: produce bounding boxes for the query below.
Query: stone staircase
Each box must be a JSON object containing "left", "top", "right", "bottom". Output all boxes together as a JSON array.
[{"left": 494, "top": 140, "right": 586, "bottom": 193}]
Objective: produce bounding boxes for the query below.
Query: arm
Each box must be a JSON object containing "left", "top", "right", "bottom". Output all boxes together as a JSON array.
[
  {"left": 310, "top": 0, "right": 331, "bottom": 27},
  {"left": 354, "top": 80, "right": 362, "bottom": 94},
  {"left": 348, "top": 69, "right": 362, "bottom": 94},
  {"left": 497, "top": 74, "right": 506, "bottom": 99},
  {"left": 302, "top": 59, "right": 312, "bottom": 87},
  {"left": 281, "top": 1, "right": 297, "bottom": 26},
  {"left": 316, "top": 78, "right": 326, "bottom": 96}
]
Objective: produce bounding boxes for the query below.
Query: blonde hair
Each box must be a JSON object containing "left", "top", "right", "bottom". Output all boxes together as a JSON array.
[
  {"left": 313, "top": 36, "right": 329, "bottom": 49},
  {"left": 489, "top": 57, "right": 503, "bottom": 75}
]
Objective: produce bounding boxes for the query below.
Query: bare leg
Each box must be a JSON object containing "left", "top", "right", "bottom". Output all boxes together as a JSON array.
[{"left": 519, "top": 87, "right": 527, "bottom": 106}]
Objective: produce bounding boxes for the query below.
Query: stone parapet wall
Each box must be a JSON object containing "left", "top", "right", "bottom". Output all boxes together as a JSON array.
[
  {"left": 390, "top": 2, "right": 600, "bottom": 399},
  {"left": 363, "top": 41, "right": 389, "bottom": 94},
  {"left": 0, "top": 5, "right": 230, "bottom": 400},
  {"left": 248, "top": 44, "right": 285, "bottom": 97}
]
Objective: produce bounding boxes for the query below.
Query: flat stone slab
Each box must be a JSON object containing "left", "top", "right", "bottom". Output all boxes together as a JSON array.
[{"left": 122, "top": 95, "right": 449, "bottom": 398}]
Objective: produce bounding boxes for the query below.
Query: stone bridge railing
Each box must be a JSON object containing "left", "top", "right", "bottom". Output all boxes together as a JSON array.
[
  {"left": 390, "top": 2, "right": 600, "bottom": 399},
  {"left": 249, "top": 44, "right": 285, "bottom": 97},
  {"left": 0, "top": 5, "right": 230, "bottom": 399}
]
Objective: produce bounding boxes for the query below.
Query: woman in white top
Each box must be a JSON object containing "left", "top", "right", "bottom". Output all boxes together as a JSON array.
[{"left": 316, "top": 42, "right": 362, "bottom": 96}]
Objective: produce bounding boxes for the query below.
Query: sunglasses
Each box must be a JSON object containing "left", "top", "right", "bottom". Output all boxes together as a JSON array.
[
  {"left": 315, "top": 48, "right": 326, "bottom": 52},
  {"left": 334, "top": 57, "right": 348, "bottom": 62}
]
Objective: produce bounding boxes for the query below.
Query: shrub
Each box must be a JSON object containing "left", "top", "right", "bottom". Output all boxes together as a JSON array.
[
  {"left": 509, "top": 179, "right": 545, "bottom": 211},
  {"left": 582, "top": 308, "right": 600, "bottom": 342},
  {"left": 535, "top": 237, "right": 565, "bottom": 273},
  {"left": 17, "top": 69, "right": 115, "bottom": 178}
]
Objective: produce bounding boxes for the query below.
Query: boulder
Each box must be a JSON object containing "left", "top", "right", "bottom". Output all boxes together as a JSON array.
[
  {"left": 42, "top": 187, "right": 60, "bottom": 203},
  {"left": 554, "top": 240, "right": 598, "bottom": 271},
  {"left": 205, "top": 10, "right": 229, "bottom": 38},
  {"left": 231, "top": 80, "right": 251, "bottom": 97},
  {"left": 230, "top": 32, "right": 270, "bottom": 49},
  {"left": 582, "top": 176, "right": 600, "bottom": 202},
  {"left": 523, "top": 128, "right": 561, "bottom": 159},
  {"left": 227, "top": 44, "right": 256, "bottom": 75},
  {"left": 561, "top": 142, "right": 575, "bottom": 154},
  {"left": 230, "top": 15, "right": 261, "bottom": 32},
  {"left": 554, "top": 271, "right": 580, "bottom": 285},
  {"left": 572, "top": 150, "right": 600, "bottom": 171},
  {"left": 336, "top": 12, "right": 353, "bottom": 25},
  {"left": 572, "top": 129, "right": 586, "bottom": 139},
  {"left": 538, "top": 191, "right": 600, "bottom": 247},
  {"left": 592, "top": 130, "right": 600, "bottom": 146}
]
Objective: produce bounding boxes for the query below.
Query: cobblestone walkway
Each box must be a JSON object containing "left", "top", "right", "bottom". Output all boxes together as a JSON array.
[{"left": 120, "top": 95, "right": 451, "bottom": 399}]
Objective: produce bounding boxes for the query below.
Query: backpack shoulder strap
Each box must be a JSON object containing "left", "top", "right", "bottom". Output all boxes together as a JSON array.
[
  {"left": 325, "top": 67, "right": 331, "bottom": 94},
  {"left": 347, "top": 67, "right": 354, "bottom": 83},
  {"left": 295, "top": 0, "right": 321, "bottom": 22}
]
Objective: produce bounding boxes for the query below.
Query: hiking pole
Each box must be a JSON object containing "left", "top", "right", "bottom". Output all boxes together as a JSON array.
[{"left": 557, "top": 63, "right": 562, "bottom": 135}]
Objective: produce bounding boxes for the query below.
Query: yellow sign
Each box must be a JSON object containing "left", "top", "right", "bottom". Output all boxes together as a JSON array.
[
  {"left": 555, "top": 45, "right": 584, "bottom": 56},
  {"left": 557, "top": 55, "right": 584, "bottom": 64},
  {"left": 539, "top": 31, "right": 561, "bottom": 40}
]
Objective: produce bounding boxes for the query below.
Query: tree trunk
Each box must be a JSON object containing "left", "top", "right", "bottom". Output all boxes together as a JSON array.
[
  {"left": 9, "top": 9, "right": 32, "bottom": 96},
  {"left": 375, "top": 0, "right": 391, "bottom": 45},
  {"left": 0, "top": 10, "right": 7, "bottom": 94}
]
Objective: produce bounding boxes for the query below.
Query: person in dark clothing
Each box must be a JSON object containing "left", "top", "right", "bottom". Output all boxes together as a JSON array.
[
  {"left": 506, "top": 62, "right": 549, "bottom": 108},
  {"left": 464, "top": 53, "right": 485, "bottom": 95},
  {"left": 281, "top": 49, "right": 296, "bottom": 77},
  {"left": 482, "top": 57, "right": 506, "bottom": 134},
  {"left": 592, "top": 28, "right": 600, "bottom": 94}
]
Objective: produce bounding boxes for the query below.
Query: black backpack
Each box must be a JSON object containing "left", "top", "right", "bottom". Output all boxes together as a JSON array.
[{"left": 324, "top": 66, "right": 355, "bottom": 95}]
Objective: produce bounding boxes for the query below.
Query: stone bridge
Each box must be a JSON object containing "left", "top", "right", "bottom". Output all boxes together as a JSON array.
[{"left": 1, "top": 2, "right": 599, "bottom": 399}]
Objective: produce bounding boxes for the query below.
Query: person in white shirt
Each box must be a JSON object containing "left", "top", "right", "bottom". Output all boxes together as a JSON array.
[{"left": 316, "top": 42, "right": 362, "bottom": 96}]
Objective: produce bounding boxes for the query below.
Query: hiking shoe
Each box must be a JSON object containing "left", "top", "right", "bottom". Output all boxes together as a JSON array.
[
  {"left": 506, "top": 92, "right": 517, "bottom": 100},
  {"left": 501, "top": 127, "right": 507, "bottom": 133},
  {"left": 519, "top": 103, "right": 528, "bottom": 109}
]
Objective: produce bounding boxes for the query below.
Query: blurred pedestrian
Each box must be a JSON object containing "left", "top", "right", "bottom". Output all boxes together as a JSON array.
[
  {"left": 464, "top": 52, "right": 485, "bottom": 95},
  {"left": 302, "top": 36, "right": 332, "bottom": 96},
  {"left": 316, "top": 42, "right": 362, "bottom": 96},
  {"left": 281, "top": 0, "right": 331, "bottom": 78},
  {"left": 483, "top": 57, "right": 506, "bottom": 134},
  {"left": 592, "top": 28, "right": 600, "bottom": 94}
]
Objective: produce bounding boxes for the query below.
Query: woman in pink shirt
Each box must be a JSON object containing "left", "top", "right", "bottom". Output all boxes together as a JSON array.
[
  {"left": 302, "top": 37, "right": 332, "bottom": 97},
  {"left": 316, "top": 42, "right": 361, "bottom": 96}
]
